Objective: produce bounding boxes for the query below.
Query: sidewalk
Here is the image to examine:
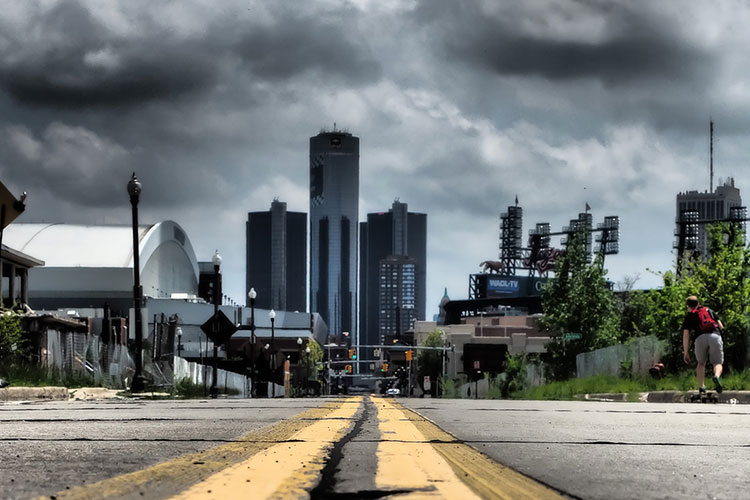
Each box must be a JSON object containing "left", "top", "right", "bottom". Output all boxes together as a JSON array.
[
  {"left": 1, "top": 386, "right": 173, "bottom": 402},
  {"left": 0, "top": 386, "right": 69, "bottom": 401}
]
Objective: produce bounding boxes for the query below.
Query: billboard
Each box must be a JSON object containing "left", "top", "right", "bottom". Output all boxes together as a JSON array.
[{"left": 477, "top": 274, "right": 547, "bottom": 298}]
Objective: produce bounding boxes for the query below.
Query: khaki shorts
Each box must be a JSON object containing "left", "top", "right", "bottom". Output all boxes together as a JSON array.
[{"left": 694, "top": 333, "right": 724, "bottom": 365}]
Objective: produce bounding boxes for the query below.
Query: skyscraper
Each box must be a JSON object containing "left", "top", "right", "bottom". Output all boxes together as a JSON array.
[
  {"left": 675, "top": 177, "right": 743, "bottom": 258},
  {"left": 246, "top": 199, "right": 307, "bottom": 311},
  {"left": 360, "top": 200, "right": 427, "bottom": 367},
  {"left": 310, "top": 130, "right": 359, "bottom": 337}
]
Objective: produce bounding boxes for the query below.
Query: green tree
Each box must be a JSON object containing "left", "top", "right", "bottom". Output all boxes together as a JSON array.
[
  {"left": 417, "top": 329, "right": 444, "bottom": 396},
  {"left": 0, "top": 311, "right": 25, "bottom": 361},
  {"left": 299, "top": 339, "right": 324, "bottom": 394},
  {"left": 541, "top": 227, "right": 620, "bottom": 380},
  {"left": 637, "top": 223, "right": 750, "bottom": 371}
]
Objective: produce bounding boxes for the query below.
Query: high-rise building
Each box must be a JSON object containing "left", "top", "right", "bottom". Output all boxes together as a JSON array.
[
  {"left": 360, "top": 200, "right": 427, "bottom": 368},
  {"left": 309, "top": 130, "right": 359, "bottom": 337},
  {"left": 246, "top": 199, "right": 307, "bottom": 311},
  {"left": 675, "top": 178, "right": 742, "bottom": 257}
]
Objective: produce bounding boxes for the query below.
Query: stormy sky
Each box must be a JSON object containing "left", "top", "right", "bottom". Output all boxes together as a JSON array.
[{"left": 1, "top": 0, "right": 749, "bottom": 318}]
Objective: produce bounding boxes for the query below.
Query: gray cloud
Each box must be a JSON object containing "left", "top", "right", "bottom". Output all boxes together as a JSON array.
[
  {"left": 0, "top": 1, "right": 381, "bottom": 109},
  {"left": 417, "top": 1, "right": 710, "bottom": 84}
]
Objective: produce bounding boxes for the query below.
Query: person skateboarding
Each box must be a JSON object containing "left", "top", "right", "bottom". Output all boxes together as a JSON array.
[{"left": 682, "top": 295, "right": 724, "bottom": 394}]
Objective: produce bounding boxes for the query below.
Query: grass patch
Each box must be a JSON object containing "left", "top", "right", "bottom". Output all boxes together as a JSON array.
[
  {"left": 173, "top": 377, "right": 240, "bottom": 398},
  {"left": 0, "top": 363, "right": 97, "bottom": 388},
  {"left": 515, "top": 368, "right": 750, "bottom": 400}
]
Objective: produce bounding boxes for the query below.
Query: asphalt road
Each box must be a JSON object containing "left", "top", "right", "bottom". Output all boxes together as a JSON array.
[
  {"left": 2, "top": 396, "right": 749, "bottom": 499},
  {"left": 401, "top": 398, "right": 750, "bottom": 500}
]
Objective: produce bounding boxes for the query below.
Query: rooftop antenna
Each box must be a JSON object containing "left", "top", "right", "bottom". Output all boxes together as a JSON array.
[
  {"left": 333, "top": 122, "right": 337, "bottom": 132},
  {"left": 710, "top": 120, "right": 714, "bottom": 192}
]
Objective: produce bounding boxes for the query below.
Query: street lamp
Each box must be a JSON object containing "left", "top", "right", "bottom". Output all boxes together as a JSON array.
[
  {"left": 127, "top": 173, "right": 146, "bottom": 393},
  {"left": 248, "top": 288, "right": 256, "bottom": 397},
  {"left": 209, "top": 250, "right": 222, "bottom": 399},
  {"left": 297, "top": 337, "right": 303, "bottom": 396},
  {"left": 269, "top": 309, "right": 276, "bottom": 398},
  {"left": 305, "top": 345, "right": 311, "bottom": 396},
  {"left": 176, "top": 327, "right": 183, "bottom": 358}
]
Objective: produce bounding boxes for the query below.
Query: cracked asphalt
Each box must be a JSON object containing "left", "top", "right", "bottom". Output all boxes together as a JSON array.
[{"left": 1, "top": 396, "right": 748, "bottom": 499}]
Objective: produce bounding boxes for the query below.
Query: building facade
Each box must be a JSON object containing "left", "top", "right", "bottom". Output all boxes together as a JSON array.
[
  {"left": 676, "top": 177, "right": 743, "bottom": 257},
  {"left": 309, "top": 130, "right": 359, "bottom": 338},
  {"left": 359, "top": 200, "right": 427, "bottom": 367},
  {"left": 246, "top": 199, "right": 307, "bottom": 311}
]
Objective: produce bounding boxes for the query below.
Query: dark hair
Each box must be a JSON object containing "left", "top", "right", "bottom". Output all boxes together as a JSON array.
[{"left": 686, "top": 298, "right": 699, "bottom": 308}]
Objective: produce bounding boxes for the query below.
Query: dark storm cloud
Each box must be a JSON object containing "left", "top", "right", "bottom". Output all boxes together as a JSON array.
[
  {"left": 0, "top": 2, "right": 219, "bottom": 107},
  {"left": 236, "top": 12, "right": 382, "bottom": 85},
  {"left": 0, "top": 1, "right": 381, "bottom": 108},
  {"left": 413, "top": 1, "right": 711, "bottom": 85}
]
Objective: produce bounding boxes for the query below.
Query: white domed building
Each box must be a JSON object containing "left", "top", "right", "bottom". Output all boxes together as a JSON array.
[{"left": 3, "top": 221, "right": 200, "bottom": 313}]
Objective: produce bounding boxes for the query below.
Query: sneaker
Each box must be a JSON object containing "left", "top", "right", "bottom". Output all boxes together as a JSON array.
[
  {"left": 699, "top": 386, "right": 707, "bottom": 394},
  {"left": 713, "top": 376, "right": 723, "bottom": 394}
]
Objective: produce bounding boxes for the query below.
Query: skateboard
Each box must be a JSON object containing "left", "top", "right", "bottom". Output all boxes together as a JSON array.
[{"left": 690, "top": 391, "right": 719, "bottom": 403}]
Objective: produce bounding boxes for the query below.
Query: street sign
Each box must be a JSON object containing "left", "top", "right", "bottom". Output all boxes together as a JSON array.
[
  {"left": 373, "top": 348, "right": 381, "bottom": 357},
  {"left": 563, "top": 332, "right": 582, "bottom": 341},
  {"left": 200, "top": 310, "right": 238, "bottom": 346}
]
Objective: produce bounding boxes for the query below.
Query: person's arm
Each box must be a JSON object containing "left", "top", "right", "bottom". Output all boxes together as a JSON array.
[{"left": 683, "top": 329, "right": 691, "bottom": 364}]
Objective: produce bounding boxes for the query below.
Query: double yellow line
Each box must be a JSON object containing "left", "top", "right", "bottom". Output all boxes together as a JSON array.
[{"left": 42, "top": 397, "right": 564, "bottom": 500}]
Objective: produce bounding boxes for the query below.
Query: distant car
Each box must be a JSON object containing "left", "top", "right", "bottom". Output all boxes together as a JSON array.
[{"left": 386, "top": 388, "right": 400, "bottom": 397}]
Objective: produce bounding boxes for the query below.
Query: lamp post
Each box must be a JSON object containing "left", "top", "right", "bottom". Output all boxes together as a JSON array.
[
  {"left": 210, "top": 250, "right": 222, "bottom": 399},
  {"left": 296, "top": 337, "right": 303, "bottom": 396},
  {"left": 269, "top": 309, "right": 276, "bottom": 398},
  {"left": 127, "top": 173, "right": 146, "bottom": 393},
  {"left": 248, "top": 288, "right": 256, "bottom": 398},
  {"left": 176, "top": 327, "right": 183, "bottom": 358},
  {"left": 305, "top": 345, "right": 310, "bottom": 397}
]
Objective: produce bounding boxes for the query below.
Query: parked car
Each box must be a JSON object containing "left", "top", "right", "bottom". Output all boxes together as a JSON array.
[{"left": 385, "top": 388, "right": 400, "bottom": 397}]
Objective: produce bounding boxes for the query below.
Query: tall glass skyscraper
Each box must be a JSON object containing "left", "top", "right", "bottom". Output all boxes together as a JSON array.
[
  {"left": 310, "top": 130, "right": 359, "bottom": 338},
  {"left": 246, "top": 199, "right": 307, "bottom": 311},
  {"left": 359, "top": 200, "right": 427, "bottom": 369}
]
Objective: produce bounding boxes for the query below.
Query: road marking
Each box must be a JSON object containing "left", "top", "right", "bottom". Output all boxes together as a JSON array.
[
  {"left": 397, "top": 400, "right": 567, "bottom": 500},
  {"left": 39, "top": 399, "right": 354, "bottom": 500},
  {"left": 170, "top": 397, "right": 362, "bottom": 499},
  {"left": 374, "top": 396, "right": 483, "bottom": 499}
]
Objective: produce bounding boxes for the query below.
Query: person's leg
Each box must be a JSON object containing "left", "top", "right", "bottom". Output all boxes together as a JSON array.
[
  {"left": 709, "top": 333, "right": 724, "bottom": 393},
  {"left": 694, "top": 334, "right": 709, "bottom": 390}
]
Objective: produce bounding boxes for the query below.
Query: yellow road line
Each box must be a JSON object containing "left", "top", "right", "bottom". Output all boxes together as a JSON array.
[
  {"left": 374, "top": 396, "right": 483, "bottom": 499},
  {"left": 394, "top": 399, "right": 567, "bottom": 500},
  {"left": 38, "top": 399, "right": 354, "bottom": 500},
  {"left": 170, "top": 396, "right": 362, "bottom": 499}
]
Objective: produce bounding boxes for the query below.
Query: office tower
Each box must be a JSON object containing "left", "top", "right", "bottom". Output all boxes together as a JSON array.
[
  {"left": 360, "top": 200, "right": 427, "bottom": 367},
  {"left": 675, "top": 177, "right": 742, "bottom": 258},
  {"left": 246, "top": 199, "right": 307, "bottom": 311},
  {"left": 310, "top": 130, "right": 359, "bottom": 337}
]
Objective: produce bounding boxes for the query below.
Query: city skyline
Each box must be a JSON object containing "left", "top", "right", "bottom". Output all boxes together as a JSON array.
[{"left": 4, "top": 2, "right": 750, "bottom": 316}]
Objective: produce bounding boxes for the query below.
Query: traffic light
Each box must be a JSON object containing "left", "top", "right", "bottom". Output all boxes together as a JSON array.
[
  {"left": 405, "top": 350, "right": 413, "bottom": 361},
  {"left": 345, "top": 364, "right": 352, "bottom": 374},
  {"left": 381, "top": 362, "right": 389, "bottom": 373},
  {"left": 348, "top": 348, "right": 357, "bottom": 360}
]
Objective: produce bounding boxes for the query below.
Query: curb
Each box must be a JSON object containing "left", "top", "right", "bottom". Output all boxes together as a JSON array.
[
  {"left": 575, "top": 391, "right": 750, "bottom": 404},
  {"left": 646, "top": 390, "right": 750, "bottom": 404},
  {"left": 0, "top": 386, "right": 69, "bottom": 402}
]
